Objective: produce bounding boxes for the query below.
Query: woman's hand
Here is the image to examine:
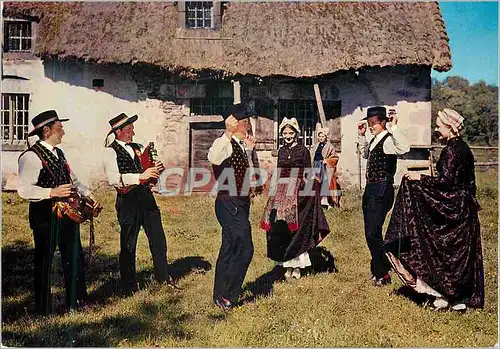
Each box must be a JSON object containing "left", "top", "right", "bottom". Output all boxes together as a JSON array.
[{"left": 404, "top": 172, "right": 421, "bottom": 181}]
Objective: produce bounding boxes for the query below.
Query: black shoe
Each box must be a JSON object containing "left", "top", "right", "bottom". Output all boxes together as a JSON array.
[
  {"left": 214, "top": 296, "right": 234, "bottom": 312},
  {"left": 373, "top": 274, "right": 391, "bottom": 287}
]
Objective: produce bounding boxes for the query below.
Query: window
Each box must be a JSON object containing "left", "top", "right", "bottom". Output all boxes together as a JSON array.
[
  {"left": 1, "top": 94, "right": 30, "bottom": 146},
  {"left": 190, "top": 97, "right": 233, "bottom": 115},
  {"left": 278, "top": 99, "right": 341, "bottom": 149},
  {"left": 3, "top": 20, "right": 32, "bottom": 53},
  {"left": 278, "top": 100, "right": 317, "bottom": 148},
  {"left": 185, "top": 2, "right": 213, "bottom": 29},
  {"left": 92, "top": 79, "right": 104, "bottom": 88}
]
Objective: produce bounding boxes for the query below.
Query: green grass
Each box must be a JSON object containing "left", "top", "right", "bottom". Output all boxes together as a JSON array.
[{"left": 2, "top": 168, "right": 498, "bottom": 347}]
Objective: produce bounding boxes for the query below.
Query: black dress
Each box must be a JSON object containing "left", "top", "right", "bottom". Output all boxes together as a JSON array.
[
  {"left": 261, "top": 144, "right": 330, "bottom": 262},
  {"left": 384, "top": 137, "right": 484, "bottom": 308}
]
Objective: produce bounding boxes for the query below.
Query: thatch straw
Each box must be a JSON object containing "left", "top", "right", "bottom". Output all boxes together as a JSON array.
[{"left": 3, "top": 2, "right": 452, "bottom": 78}]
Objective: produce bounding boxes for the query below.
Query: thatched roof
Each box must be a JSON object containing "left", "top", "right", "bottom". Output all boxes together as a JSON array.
[{"left": 3, "top": 2, "right": 452, "bottom": 78}]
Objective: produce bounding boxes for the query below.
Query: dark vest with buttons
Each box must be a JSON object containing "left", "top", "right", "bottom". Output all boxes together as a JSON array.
[
  {"left": 212, "top": 138, "right": 250, "bottom": 197},
  {"left": 20, "top": 141, "right": 72, "bottom": 228},
  {"left": 366, "top": 133, "right": 397, "bottom": 183},
  {"left": 109, "top": 141, "right": 143, "bottom": 174},
  {"left": 108, "top": 141, "right": 156, "bottom": 203}
]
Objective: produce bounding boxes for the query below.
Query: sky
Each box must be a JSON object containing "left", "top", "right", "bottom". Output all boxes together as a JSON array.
[{"left": 431, "top": 1, "right": 498, "bottom": 86}]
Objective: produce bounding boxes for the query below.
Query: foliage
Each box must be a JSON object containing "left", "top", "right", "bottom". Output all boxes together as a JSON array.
[{"left": 431, "top": 76, "right": 498, "bottom": 145}]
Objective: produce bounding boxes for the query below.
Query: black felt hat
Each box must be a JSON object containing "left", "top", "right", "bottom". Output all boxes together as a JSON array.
[
  {"left": 362, "top": 106, "right": 387, "bottom": 121},
  {"left": 28, "top": 110, "right": 68, "bottom": 137}
]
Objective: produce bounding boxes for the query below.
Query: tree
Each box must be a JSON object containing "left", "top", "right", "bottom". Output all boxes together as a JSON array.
[{"left": 431, "top": 76, "right": 498, "bottom": 145}]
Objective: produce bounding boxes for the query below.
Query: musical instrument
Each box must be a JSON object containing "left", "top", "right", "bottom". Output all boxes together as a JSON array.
[
  {"left": 52, "top": 190, "right": 103, "bottom": 224},
  {"left": 52, "top": 189, "right": 103, "bottom": 267},
  {"left": 140, "top": 142, "right": 159, "bottom": 185},
  {"left": 115, "top": 142, "right": 161, "bottom": 194}
]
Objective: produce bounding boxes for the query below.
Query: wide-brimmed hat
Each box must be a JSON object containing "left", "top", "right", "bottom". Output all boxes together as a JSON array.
[
  {"left": 108, "top": 113, "right": 138, "bottom": 133},
  {"left": 222, "top": 103, "right": 256, "bottom": 121},
  {"left": 105, "top": 113, "right": 138, "bottom": 146},
  {"left": 362, "top": 106, "right": 387, "bottom": 121},
  {"left": 279, "top": 117, "right": 301, "bottom": 133},
  {"left": 437, "top": 108, "right": 464, "bottom": 133},
  {"left": 28, "top": 110, "right": 69, "bottom": 137}
]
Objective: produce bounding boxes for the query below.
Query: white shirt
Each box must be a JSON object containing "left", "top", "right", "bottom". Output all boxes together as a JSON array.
[
  {"left": 17, "top": 141, "right": 90, "bottom": 201},
  {"left": 358, "top": 124, "right": 410, "bottom": 159},
  {"left": 208, "top": 133, "right": 249, "bottom": 166},
  {"left": 102, "top": 139, "right": 143, "bottom": 187}
]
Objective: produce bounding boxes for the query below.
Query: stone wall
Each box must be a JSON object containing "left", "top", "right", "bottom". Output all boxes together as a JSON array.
[{"left": 2, "top": 59, "right": 431, "bottom": 191}]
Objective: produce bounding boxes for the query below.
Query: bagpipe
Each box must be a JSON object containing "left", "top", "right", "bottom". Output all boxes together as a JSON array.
[
  {"left": 140, "top": 142, "right": 159, "bottom": 186},
  {"left": 52, "top": 186, "right": 103, "bottom": 267},
  {"left": 115, "top": 142, "right": 160, "bottom": 194},
  {"left": 53, "top": 190, "right": 103, "bottom": 224}
]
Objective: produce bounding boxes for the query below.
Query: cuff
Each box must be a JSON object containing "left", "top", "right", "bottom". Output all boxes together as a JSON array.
[{"left": 122, "top": 173, "right": 140, "bottom": 185}]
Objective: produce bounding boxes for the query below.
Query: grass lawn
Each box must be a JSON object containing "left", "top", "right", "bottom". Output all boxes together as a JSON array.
[{"left": 1, "top": 168, "right": 497, "bottom": 347}]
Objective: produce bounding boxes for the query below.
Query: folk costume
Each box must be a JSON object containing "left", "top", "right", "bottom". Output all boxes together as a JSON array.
[
  {"left": 311, "top": 127, "right": 342, "bottom": 208},
  {"left": 357, "top": 106, "right": 410, "bottom": 284},
  {"left": 260, "top": 118, "right": 330, "bottom": 278},
  {"left": 17, "top": 110, "right": 89, "bottom": 314},
  {"left": 102, "top": 113, "right": 169, "bottom": 292},
  {"left": 208, "top": 103, "right": 257, "bottom": 308},
  {"left": 384, "top": 109, "right": 484, "bottom": 309}
]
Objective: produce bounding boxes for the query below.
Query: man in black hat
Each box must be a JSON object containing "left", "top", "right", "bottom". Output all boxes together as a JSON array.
[
  {"left": 102, "top": 113, "right": 173, "bottom": 294},
  {"left": 17, "top": 110, "right": 97, "bottom": 314},
  {"left": 357, "top": 106, "right": 409, "bottom": 286},
  {"left": 208, "top": 103, "right": 258, "bottom": 310}
]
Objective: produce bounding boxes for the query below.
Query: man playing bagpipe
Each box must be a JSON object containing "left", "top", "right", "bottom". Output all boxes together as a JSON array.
[
  {"left": 102, "top": 113, "right": 177, "bottom": 294},
  {"left": 17, "top": 110, "right": 101, "bottom": 315}
]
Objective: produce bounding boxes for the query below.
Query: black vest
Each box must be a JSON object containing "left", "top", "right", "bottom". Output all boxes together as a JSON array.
[
  {"left": 109, "top": 141, "right": 143, "bottom": 174},
  {"left": 108, "top": 141, "right": 157, "bottom": 204},
  {"left": 20, "top": 141, "right": 72, "bottom": 228},
  {"left": 212, "top": 138, "right": 250, "bottom": 197},
  {"left": 366, "top": 133, "right": 397, "bottom": 183}
]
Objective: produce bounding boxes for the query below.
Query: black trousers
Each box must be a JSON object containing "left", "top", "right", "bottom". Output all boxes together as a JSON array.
[
  {"left": 115, "top": 186, "right": 168, "bottom": 288},
  {"left": 32, "top": 215, "right": 87, "bottom": 315},
  {"left": 213, "top": 195, "right": 254, "bottom": 304},
  {"left": 362, "top": 181, "right": 395, "bottom": 279}
]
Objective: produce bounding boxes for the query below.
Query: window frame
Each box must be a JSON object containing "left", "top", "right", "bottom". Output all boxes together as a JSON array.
[
  {"left": 185, "top": 1, "right": 214, "bottom": 29},
  {"left": 1, "top": 93, "right": 31, "bottom": 151},
  {"left": 189, "top": 97, "right": 234, "bottom": 116},
  {"left": 277, "top": 99, "right": 342, "bottom": 151},
  {"left": 3, "top": 19, "right": 34, "bottom": 53},
  {"left": 178, "top": 1, "right": 222, "bottom": 31}
]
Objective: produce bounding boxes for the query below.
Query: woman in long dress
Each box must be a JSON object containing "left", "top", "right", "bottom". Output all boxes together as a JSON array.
[
  {"left": 384, "top": 108, "right": 484, "bottom": 311},
  {"left": 260, "top": 117, "right": 330, "bottom": 279},
  {"left": 311, "top": 127, "right": 342, "bottom": 209}
]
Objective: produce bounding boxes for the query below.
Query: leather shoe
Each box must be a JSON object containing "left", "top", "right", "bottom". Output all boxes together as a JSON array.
[
  {"left": 214, "top": 296, "right": 233, "bottom": 311},
  {"left": 373, "top": 274, "right": 391, "bottom": 287}
]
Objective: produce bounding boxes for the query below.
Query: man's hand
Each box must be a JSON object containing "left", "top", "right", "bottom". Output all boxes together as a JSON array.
[
  {"left": 224, "top": 115, "right": 238, "bottom": 138},
  {"left": 50, "top": 184, "right": 72, "bottom": 198},
  {"left": 140, "top": 167, "right": 160, "bottom": 181},
  {"left": 388, "top": 111, "right": 398, "bottom": 126},
  {"left": 357, "top": 122, "right": 367, "bottom": 136},
  {"left": 243, "top": 134, "right": 256, "bottom": 151},
  {"left": 154, "top": 160, "right": 165, "bottom": 173},
  {"left": 87, "top": 193, "right": 103, "bottom": 214}
]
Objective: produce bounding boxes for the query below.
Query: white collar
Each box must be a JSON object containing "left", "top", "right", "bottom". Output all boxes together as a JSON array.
[
  {"left": 232, "top": 136, "right": 244, "bottom": 144},
  {"left": 39, "top": 140, "right": 56, "bottom": 152},
  {"left": 115, "top": 139, "right": 129, "bottom": 148},
  {"left": 373, "top": 129, "right": 388, "bottom": 142}
]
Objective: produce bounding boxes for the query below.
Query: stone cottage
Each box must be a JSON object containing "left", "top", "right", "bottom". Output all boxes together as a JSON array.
[{"left": 1, "top": 2, "right": 451, "bottom": 192}]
